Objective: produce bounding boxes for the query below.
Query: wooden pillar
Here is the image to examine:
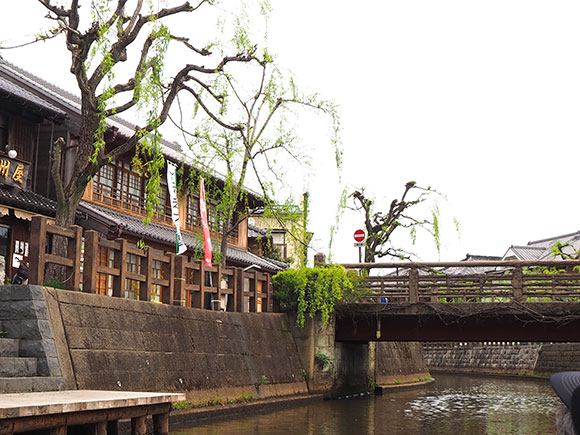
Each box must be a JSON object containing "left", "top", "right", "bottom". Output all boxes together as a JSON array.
[
  {"left": 29, "top": 216, "right": 47, "bottom": 286},
  {"left": 236, "top": 268, "right": 244, "bottom": 313},
  {"left": 83, "top": 231, "right": 99, "bottom": 294},
  {"left": 92, "top": 421, "right": 107, "bottom": 435},
  {"left": 513, "top": 266, "right": 524, "bottom": 301},
  {"left": 162, "top": 253, "right": 175, "bottom": 305},
  {"left": 216, "top": 264, "right": 223, "bottom": 308},
  {"left": 139, "top": 247, "right": 153, "bottom": 302},
  {"left": 266, "top": 273, "right": 272, "bottom": 312},
  {"left": 113, "top": 239, "right": 127, "bottom": 298},
  {"left": 174, "top": 255, "right": 186, "bottom": 306},
  {"left": 68, "top": 225, "right": 83, "bottom": 291},
  {"left": 250, "top": 271, "right": 258, "bottom": 312},
  {"left": 48, "top": 426, "right": 66, "bottom": 435},
  {"left": 196, "top": 260, "right": 205, "bottom": 309},
  {"left": 409, "top": 268, "right": 419, "bottom": 303},
  {"left": 131, "top": 416, "right": 147, "bottom": 435},
  {"left": 233, "top": 268, "right": 240, "bottom": 312},
  {"left": 153, "top": 413, "right": 169, "bottom": 435}
]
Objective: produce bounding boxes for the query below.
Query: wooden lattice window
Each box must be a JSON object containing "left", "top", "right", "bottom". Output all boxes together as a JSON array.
[{"left": 92, "top": 160, "right": 170, "bottom": 223}]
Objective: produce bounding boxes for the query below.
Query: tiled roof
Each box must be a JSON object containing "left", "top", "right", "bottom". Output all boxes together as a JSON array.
[
  {"left": 248, "top": 224, "right": 268, "bottom": 238},
  {"left": 502, "top": 245, "right": 546, "bottom": 261},
  {"left": 0, "top": 75, "right": 66, "bottom": 120},
  {"left": 528, "top": 231, "right": 580, "bottom": 248},
  {"left": 78, "top": 201, "right": 284, "bottom": 273},
  {"left": 0, "top": 59, "right": 263, "bottom": 203},
  {"left": 0, "top": 185, "right": 57, "bottom": 216}
]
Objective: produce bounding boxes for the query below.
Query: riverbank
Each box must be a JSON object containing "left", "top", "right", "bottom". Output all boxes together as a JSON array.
[
  {"left": 170, "top": 393, "right": 323, "bottom": 428},
  {"left": 429, "top": 368, "right": 550, "bottom": 382},
  {"left": 423, "top": 342, "right": 580, "bottom": 378},
  {"left": 165, "top": 374, "right": 560, "bottom": 434}
]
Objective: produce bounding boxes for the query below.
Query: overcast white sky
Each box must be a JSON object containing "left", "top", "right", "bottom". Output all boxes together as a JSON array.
[{"left": 2, "top": 1, "right": 580, "bottom": 264}]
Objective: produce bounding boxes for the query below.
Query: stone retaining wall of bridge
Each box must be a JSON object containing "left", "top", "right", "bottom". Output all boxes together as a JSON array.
[{"left": 423, "top": 342, "right": 580, "bottom": 377}]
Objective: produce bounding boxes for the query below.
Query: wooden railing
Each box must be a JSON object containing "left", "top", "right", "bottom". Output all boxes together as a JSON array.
[
  {"left": 341, "top": 260, "right": 580, "bottom": 303},
  {"left": 29, "top": 216, "right": 272, "bottom": 312}
]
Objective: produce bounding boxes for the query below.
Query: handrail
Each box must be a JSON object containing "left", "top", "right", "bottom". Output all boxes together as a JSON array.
[
  {"left": 28, "top": 216, "right": 272, "bottom": 313},
  {"left": 341, "top": 260, "right": 580, "bottom": 304}
]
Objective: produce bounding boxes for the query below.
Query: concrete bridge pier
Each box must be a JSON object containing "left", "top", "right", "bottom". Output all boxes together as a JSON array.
[{"left": 288, "top": 314, "right": 429, "bottom": 397}]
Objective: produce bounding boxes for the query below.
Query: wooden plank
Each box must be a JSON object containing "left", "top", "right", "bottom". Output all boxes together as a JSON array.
[
  {"left": 174, "top": 255, "right": 186, "bottom": 306},
  {"left": 99, "top": 239, "right": 122, "bottom": 250},
  {"left": 232, "top": 267, "right": 242, "bottom": 312},
  {"left": 46, "top": 224, "right": 77, "bottom": 238},
  {"left": 96, "top": 265, "right": 121, "bottom": 277},
  {"left": 161, "top": 252, "right": 176, "bottom": 305},
  {"left": 45, "top": 254, "right": 74, "bottom": 268},
  {"left": 266, "top": 273, "right": 272, "bottom": 312},
  {"left": 126, "top": 272, "right": 146, "bottom": 282},
  {"left": 152, "top": 278, "right": 170, "bottom": 287},
  {"left": 196, "top": 260, "right": 205, "bottom": 309},
  {"left": 183, "top": 283, "right": 200, "bottom": 292},
  {"left": 113, "top": 239, "right": 127, "bottom": 298},
  {"left": 408, "top": 269, "right": 419, "bottom": 303},
  {"left": 69, "top": 225, "right": 83, "bottom": 291},
  {"left": 29, "top": 216, "right": 47, "bottom": 286},
  {"left": 83, "top": 231, "right": 99, "bottom": 294}
]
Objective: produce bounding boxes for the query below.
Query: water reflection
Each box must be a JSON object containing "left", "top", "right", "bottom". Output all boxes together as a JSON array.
[{"left": 171, "top": 374, "right": 561, "bottom": 434}]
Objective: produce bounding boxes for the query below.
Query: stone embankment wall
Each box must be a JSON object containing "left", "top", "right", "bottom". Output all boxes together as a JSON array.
[
  {"left": 8, "top": 285, "right": 433, "bottom": 398},
  {"left": 374, "top": 342, "right": 430, "bottom": 385},
  {"left": 423, "top": 342, "right": 580, "bottom": 377},
  {"left": 42, "top": 287, "right": 307, "bottom": 402}
]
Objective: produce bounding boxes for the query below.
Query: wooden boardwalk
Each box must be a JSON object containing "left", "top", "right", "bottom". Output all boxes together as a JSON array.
[{"left": 0, "top": 390, "right": 185, "bottom": 434}]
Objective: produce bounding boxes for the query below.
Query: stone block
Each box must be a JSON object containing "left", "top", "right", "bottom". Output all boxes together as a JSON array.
[
  {"left": 0, "top": 338, "right": 19, "bottom": 357},
  {"left": 11, "top": 285, "right": 44, "bottom": 301},
  {"left": 0, "top": 357, "right": 37, "bottom": 376},
  {"left": 0, "top": 286, "right": 10, "bottom": 301}
]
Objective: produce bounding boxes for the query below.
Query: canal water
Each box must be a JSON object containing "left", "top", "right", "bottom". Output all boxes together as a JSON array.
[{"left": 171, "top": 374, "right": 562, "bottom": 434}]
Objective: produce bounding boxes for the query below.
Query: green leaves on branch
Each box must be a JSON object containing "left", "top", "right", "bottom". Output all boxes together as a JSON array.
[{"left": 272, "top": 265, "right": 359, "bottom": 327}]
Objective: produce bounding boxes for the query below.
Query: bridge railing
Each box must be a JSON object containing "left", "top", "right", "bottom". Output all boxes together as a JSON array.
[{"left": 341, "top": 260, "right": 580, "bottom": 303}]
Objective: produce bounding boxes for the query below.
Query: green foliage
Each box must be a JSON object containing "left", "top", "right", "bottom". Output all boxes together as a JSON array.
[
  {"left": 367, "top": 376, "right": 378, "bottom": 391},
  {"left": 551, "top": 241, "right": 580, "bottom": 260},
  {"left": 272, "top": 265, "right": 359, "bottom": 327},
  {"left": 43, "top": 277, "right": 65, "bottom": 290},
  {"left": 314, "top": 352, "right": 331, "bottom": 369}
]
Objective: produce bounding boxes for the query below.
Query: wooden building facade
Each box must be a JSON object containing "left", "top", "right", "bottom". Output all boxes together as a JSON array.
[{"left": 0, "top": 59, "right": 285, "bottom": 309}]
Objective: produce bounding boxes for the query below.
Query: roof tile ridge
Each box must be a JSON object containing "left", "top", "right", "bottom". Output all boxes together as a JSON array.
[
  {"left": 0, "top": 58, "right": 81, "bottom": 108},
  {"left": 528, "top": 230, "right": 580, "bottom": 246}
]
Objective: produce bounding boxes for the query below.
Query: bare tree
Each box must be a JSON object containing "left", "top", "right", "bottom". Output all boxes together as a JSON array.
[
  {"left": 351, "top": 181, "right": 442, "bottom": 263},
  {"left": 15, "top": 0, "right": 259, "bottom": 227}
]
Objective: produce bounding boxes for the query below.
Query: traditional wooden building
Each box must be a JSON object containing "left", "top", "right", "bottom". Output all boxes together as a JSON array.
[{"left": 0, "top": 59, "right": 285, "bottom": 299}]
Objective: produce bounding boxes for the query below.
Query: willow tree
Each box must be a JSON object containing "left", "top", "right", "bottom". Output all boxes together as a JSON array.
[
  {"left": 176, "top": 13, "right": 340, "bottom": 267},
  {"left": 18, "top": 0, "right": 259, "bottom": 227},
  {"left": 351, "top": 182, "right": 443, "bottom": 263}
]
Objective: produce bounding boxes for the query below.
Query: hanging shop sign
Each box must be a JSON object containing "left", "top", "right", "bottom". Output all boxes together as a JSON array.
[{"left": 0, "top": 156, "right": 29, "bottom": 189}]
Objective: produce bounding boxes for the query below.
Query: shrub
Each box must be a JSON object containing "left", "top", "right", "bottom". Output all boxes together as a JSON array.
[{"left": 273, "top": 265, "right": 359, "bottom": 327}]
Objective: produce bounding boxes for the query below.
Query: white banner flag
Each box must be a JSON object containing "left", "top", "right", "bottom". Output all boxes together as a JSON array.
[{"left": 166, "top": 160, "right": 187, "bottom": 255}]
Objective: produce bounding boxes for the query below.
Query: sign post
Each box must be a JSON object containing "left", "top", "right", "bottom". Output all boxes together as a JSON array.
[{"left": 353, "top": 229, "right": 366, "bottom": 263}]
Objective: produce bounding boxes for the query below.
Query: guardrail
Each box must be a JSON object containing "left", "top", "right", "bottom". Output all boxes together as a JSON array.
[
  {"left": 29, "top": 216, "right": 272, "bottom": 312},
  {"left": 341, "top": 260, "right": 580, "bottom": 303}
]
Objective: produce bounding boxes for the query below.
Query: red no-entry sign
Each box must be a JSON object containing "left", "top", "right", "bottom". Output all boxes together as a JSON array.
[{"left": 353, "top": 229, "right": 365, "bottom": 242}]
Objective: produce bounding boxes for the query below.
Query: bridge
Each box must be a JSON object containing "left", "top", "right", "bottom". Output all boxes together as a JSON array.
[{"left": 336, "top": 260, "right": 580, "bottom": 342}]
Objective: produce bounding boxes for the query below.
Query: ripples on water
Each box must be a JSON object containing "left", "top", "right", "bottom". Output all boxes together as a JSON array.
[{"left": 171, "top": 374, "right": 562, "bottom": 435}]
